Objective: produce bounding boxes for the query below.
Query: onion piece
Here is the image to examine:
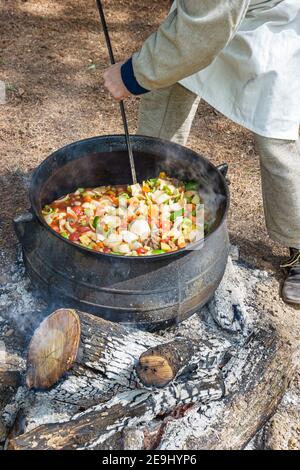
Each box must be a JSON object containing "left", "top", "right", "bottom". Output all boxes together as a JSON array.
[
  {"left": 96, "top": 233, "right": 106, "bottom": 242},
  {"left": 98, "top": 197, "right": 114, "bottom": 207},
  {"left": 66, "top": 207, "right": 78, "bottom": 219},
  {"left": 118, "top": 243, "right": 131, "bottom": 254},
  {"left": 82, "top": 202, "right": 97, "bottom": 210},
  {"left": 102, "top": 215, "right": 121, "bottom": 228},
  {"left": 59, "top": 219, "right": 66, "bottom": 231},
  {"left": 65, "top": 221, "right": 75, "bottom": 234},
  {"left": 44, "top": 214, "right": 55, "bottom": 225},
  {"left": 156, "top": 193, "right": 170, "bottom": 205},
  {"left": 130, "top": 219, "right": 151, "bottom": 240},
  {"left": 169, "top": 202, "right": 182, "bottom": 212},
  {"left": 121, "top": 230, "right": 138, "bottom": 243},
  {"left": 106, "top": 232, "right": 123, "bottom": 245},
  {"left": 130, "top": 183, "right": 142, "bottom": 197}
]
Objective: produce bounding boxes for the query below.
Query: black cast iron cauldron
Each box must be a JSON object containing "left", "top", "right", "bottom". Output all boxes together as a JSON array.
[{"left": 14, "top": 135, "right": 230, "bottom": 330}]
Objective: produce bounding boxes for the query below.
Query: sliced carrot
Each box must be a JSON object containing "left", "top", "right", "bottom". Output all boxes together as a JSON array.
[{"left": 142, "top": 184, "right": 150, "bottom": 193}]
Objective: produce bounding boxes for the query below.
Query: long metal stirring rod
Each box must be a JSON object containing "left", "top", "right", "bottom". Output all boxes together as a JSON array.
[{"left": 96, "top": 0, "right": 137, "bottom": 184}]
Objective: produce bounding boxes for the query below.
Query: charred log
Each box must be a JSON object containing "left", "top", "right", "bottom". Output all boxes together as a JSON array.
[
  {"left": 7, "top": 292, "right": 296, "bottom": 452},
  {"left": 9, "top": 324, "right": 294, "bottom": 451},
  {"left": 136, "top": 338, "right": 195, "bottom": 387},
  {"left": 9, "top": 368, "right": 224, "bottom": 450},
  {"left": 0, "top": 329, "right": 25, "bottom": 442},
  {"left": 26, "top": 308, "right": 162, "bottom": 390},
  {"left": 8, "top": 309, "right": 227, "bottom": 450},
  {"left": 25, "top": 309, "right": 222, "bottom": 392},
  {"left": 0, "top": 359, "right": 22, "bottom": 442},
  {"left": 159, "top": 327, "right": 295, "bottom": 450}
]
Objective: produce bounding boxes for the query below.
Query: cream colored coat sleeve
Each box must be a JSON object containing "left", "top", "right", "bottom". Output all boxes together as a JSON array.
[{"left": 132, "top": 0, "right": 250, "bottom": 90}]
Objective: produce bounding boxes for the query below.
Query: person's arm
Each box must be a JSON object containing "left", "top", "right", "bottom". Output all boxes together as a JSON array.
[
  {"left": 123, "top": 0, "right": 250, "bottom": 93},
  {"left": 103, "top": 0, "right": 250, "bottom": 100}
]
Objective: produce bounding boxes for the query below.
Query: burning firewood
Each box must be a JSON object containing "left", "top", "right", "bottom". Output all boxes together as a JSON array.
[{"left": 136, "top": 338, "right": 195, "bottom": 387}]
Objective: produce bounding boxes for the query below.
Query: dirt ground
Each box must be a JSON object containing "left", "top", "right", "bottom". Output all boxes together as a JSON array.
[
  {"left": 0, "top": 0, "right": 290, "bottom": 270},
  {"left": 0, "top": 0, "right": 299, "bottom": 449}
]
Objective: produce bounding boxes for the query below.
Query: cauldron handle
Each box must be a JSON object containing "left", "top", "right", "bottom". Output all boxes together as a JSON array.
[
  {"left": 217, "top": 163, "right": 230, "bottom": 185},
  {"left": 14, "top": 211, "right": 35, "bottom": 242},
  {"left": 216, "top": 163, "right": 228, "bottom": 177}
]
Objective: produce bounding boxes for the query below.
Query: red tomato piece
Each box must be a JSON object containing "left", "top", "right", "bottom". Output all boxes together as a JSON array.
[
  {"left": 51, "top": 225, "right": 60, "bottom": 233},
  {"left": 69, "top": 232, "right": 81, "bottom": 242},
  {"left": 77, "top": 226, "right": 90, "bottom": 233},
  {"left": 72, "top": 206, "right": 83, "bottom": 216},
  {"left": 137, "top": 247, "right": 146, "bottom": 255}
]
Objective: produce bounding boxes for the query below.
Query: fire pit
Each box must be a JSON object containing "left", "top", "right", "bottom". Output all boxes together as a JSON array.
[
  {"left": 13, "top": 135, "right": 229, "bottom": 330},
  {"left": 1, "top": 151, "right": 297, "bottom": 450},
  {"left": 1, "top": 255, "right": 296, "bottom": 450}
]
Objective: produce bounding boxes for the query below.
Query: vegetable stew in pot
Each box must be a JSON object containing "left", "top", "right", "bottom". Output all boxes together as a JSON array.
[{"left": 42, "top": 173, "right": 213, "bottom": 256}]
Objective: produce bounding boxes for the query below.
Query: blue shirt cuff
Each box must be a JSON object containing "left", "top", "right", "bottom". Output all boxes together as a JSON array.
[{"left": 121, "top": 58, "right": 149, "bottom": 96}]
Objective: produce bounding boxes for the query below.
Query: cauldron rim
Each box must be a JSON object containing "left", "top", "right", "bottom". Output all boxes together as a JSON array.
[{"left": 30, "top": 134, "right": 230, "bottom": 261}]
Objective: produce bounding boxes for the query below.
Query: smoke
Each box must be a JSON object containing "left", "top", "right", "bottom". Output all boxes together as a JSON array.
[
  {"left": 0, "top": 248, "right": 50, "bottom": 342},
  {"left": 0, "top": 140, "right": 228, "bottom": 339},
  {"left": 150, "top": 142, "right": 227, "bottom": 233}
]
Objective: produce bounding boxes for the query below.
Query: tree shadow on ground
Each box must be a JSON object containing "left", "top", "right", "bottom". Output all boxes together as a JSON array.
[
  {"left": 0, "top": 169, "right": 31, "bottom": 253},
  {"left": 0, "top": 0, "right": 167, "bottom": 101}
]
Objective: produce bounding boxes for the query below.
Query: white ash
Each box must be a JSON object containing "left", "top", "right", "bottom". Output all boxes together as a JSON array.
[
  {"left": 0, "top": 244, "right": 292, "bottom": 449},
  {"left": 229, "top": 244, "right": 240, "bottom": 262},
  {"left": 0, "top": 249, "right": 49, "bottom": 338},
  {"left": 123, "top": 428, "right": 145, "bottom": 451},
  {"left": 207, "top": 256, "right": 269, "bottom": 335},
  {"left": 1, "top": 387, "right": 29, "bottom": 433},
  {"left": 159, "top": 402, "right": 225, "bottom": 450},
  {"left": 281, "top": 389, "right": 300, "bottom": 409}
]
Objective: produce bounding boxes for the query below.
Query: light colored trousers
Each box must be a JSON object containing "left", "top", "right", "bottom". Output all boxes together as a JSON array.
[{"left": 137, "top": 83, "right": 300, "bottom": 250}]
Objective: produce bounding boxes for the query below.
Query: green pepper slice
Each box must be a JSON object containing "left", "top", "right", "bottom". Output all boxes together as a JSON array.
[
  {"left": 184, "top": 181, "right": 198, "bottom": 191},
  {"left": 92, "top": 216, "right": 100, "bottom": 228},
  {"left": 119, "top": 193, "right": 130, "bottom": 199},
  {"left": 170, "top": 209, "right": 184, "bottom": 221}
]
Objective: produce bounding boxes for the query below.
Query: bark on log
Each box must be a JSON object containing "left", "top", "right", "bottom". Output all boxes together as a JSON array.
[
  {"left": 25, "top": 309, "right": 224, "bottom": 391},
  {"left": 159, "top": 327, "right": 296, "bottom": 450},
  {"left": 26, "top": 308, "right": 163, "bottom": 390},
  {"left": 0, "top": 358, "right": 22, "bottom": 442},
  {"left": 0, "top": 330, "right": 25, "bottom": 442},
  {"left": 8, "top": 309, "right": 228, "bottom": 450},
  {"left": 8, "top": 322, "right": 295, "bottom": 450},
  {"left": 7, "top": 312, "right": 296, "bottom": 450},
  {"left": 8, "top": 368, "right": 224, "bottom": 450},
  {"left": 136, "top": 338, "right": 195, "bottom": 387}
]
